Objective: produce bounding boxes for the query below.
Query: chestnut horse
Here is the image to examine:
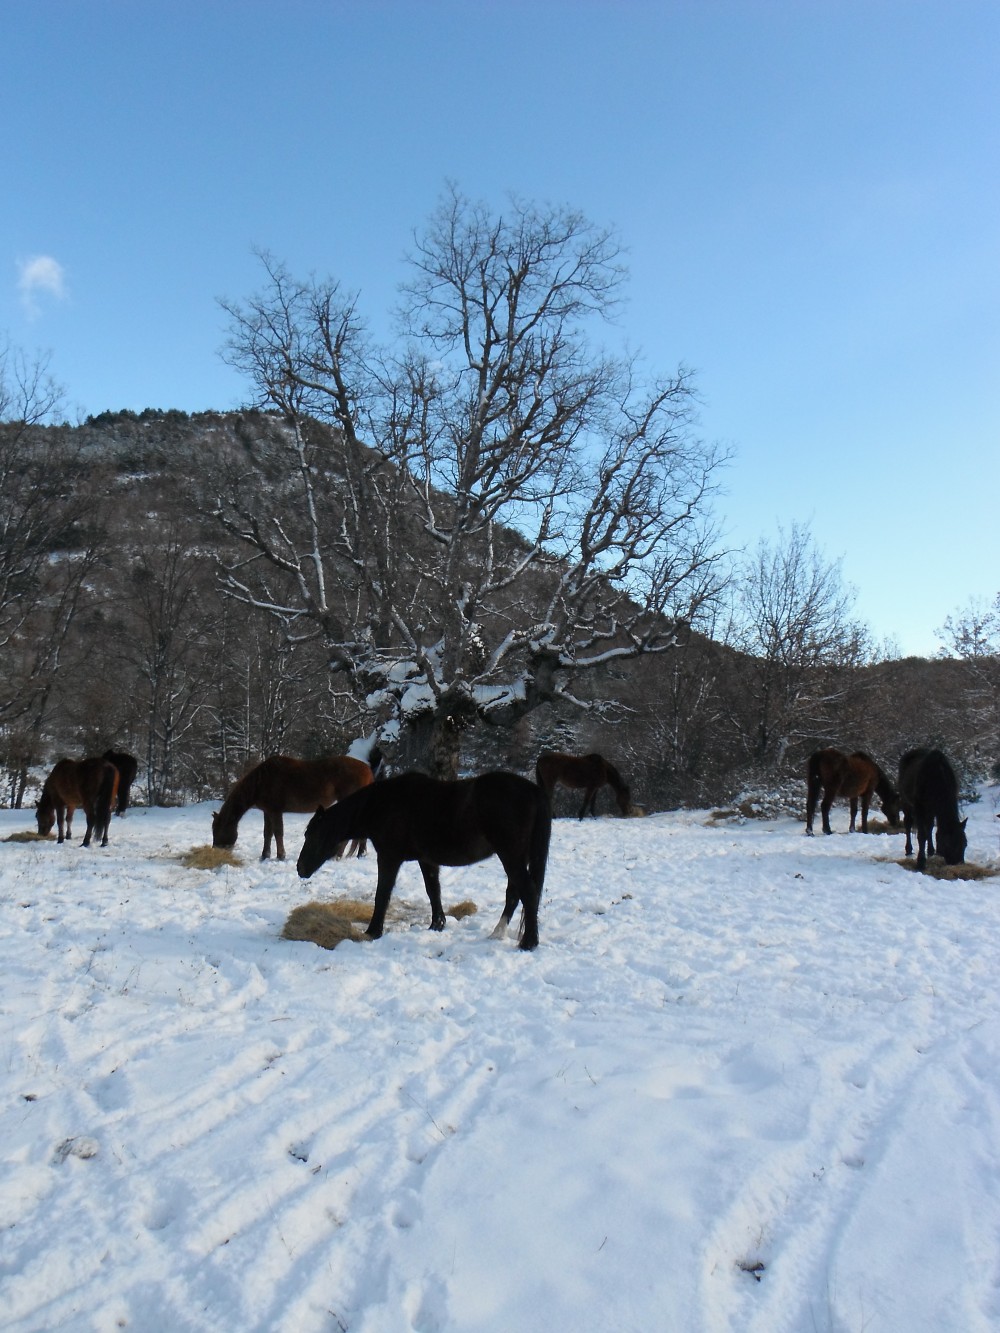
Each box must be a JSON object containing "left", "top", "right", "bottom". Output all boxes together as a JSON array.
[
  {"left": 103, "top": 749, "right": 138, "bottom": 815},
  {"left": 535, "top": 751, "right": 631, "bottom": 819},
  {"left": 805, "top": 747, "right": 901, "bottom": 835},
  {"left": 36, "top": 756, "right": 120, "bottom": 848},
  {"left": 212, "top": 752, "right": 381, "bottom": 860},
  {"left": 297, "top": 770, "right": 551, "bottom": 950},
  {"left": 898, "top": 747, "right": 967, "bottom": 870}
]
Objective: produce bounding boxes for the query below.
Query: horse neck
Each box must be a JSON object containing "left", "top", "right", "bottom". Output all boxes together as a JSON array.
[
  {"left": 873, "top": 768, "right": 896, "bottom": 803},
  {"left": 220, "top": 776, "right": 255, "bottom": 826},
  {"left": 603, "top": 761, "right": 625, "bottom": 794}
]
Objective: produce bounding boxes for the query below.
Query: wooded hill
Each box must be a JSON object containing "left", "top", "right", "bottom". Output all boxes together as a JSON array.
[{"left": 0, "top": 409, "right": 991, "bottom": 812}]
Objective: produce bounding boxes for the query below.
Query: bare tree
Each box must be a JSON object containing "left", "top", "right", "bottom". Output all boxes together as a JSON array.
[
  {"left": 722, "top": 522, "right": 872, "bottom": 768},
  {"left": 938, "top": 595, "right": 1000, "bottom": 774},
  {"left": 0, "top": 344, "right": 108, "bottom": 800},
  {"left": 214, "top": 189, "right": 729, "bottom": 776}
]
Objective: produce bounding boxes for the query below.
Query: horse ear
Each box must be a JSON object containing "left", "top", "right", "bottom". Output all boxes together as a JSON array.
[
  {"left": 316, "top": 805, "right": 324, "bottom": 815},
  {"left": 962, "top": 818, "right": 968, "bottom": 829}
]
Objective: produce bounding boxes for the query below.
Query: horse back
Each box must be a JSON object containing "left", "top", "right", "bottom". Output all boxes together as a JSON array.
[
  {"left": 899, "top": 747, "right": 958, "bottom": 809},
  {"left": 249, "top": 754, "right": 375, "bottom": 812},
  {"left": 370, "top": 771, "right": 547, "bottom": 866}
]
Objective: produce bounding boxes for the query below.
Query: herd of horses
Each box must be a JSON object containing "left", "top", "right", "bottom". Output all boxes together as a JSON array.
[
  {"left": 806, "top": 745, "right": 967, "bottom": 871},
  {"left": 28, "top": 739, "right": 969, "bottom": 951}
]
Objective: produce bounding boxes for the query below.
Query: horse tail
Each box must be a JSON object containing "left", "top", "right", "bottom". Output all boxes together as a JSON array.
[
  {"left": 805, "top": 751, "right": 823, "bottom": 831},
  {"left": 368, "top": 746, "right": 385, "bottom": 781},
  {"left": 528, "top": 786, "right": 552, "bottom": 902},
  {"left": 534, "top": 754, "right": 552, "bottom": 795},
  {"left": 95, "top": 762, "right": 119, "bottom": 844}
]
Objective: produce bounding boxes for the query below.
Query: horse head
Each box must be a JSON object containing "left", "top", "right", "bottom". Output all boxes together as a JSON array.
[
  {"left": 211, "top": 808, "right": 238, "bottom": 849},
  {"left": 297, "top": 805, "right": 335, "bottom": 879},
  {"left": 938, "top": 817, "right": 968, "bottom": 866},
  {"left": 880, "top": 792, "right": 902, "bottom": 826}
]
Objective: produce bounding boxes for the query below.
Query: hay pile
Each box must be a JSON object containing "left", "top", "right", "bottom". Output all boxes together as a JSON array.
[
  {"left": 180, "top": 845, "right": 243, "bottom": 869},
  {"left": 283, "top": 896, "right": 479, "bottom": 950},
  {"left": 3, "top": 830, "right": 54, "bottom": 843},
  {"left": 898, "top": 858, "right": 999, "bottom": 882}
]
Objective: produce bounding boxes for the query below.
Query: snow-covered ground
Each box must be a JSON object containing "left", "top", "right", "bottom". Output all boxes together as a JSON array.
[{"left": 2, "top": 788, "right": 1000, "bottom": 1333}]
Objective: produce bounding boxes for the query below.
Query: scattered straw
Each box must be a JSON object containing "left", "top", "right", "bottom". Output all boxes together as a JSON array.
[
  {"left": 180, "top": 845, "right": 243, "bottom": 869},
  {"left": 864, "top": 818, "right": 903, "bottom": 836},
  {"left": 283, "top": 895, "right": 480, "bottom": 950},
  {"left": 3, "top": 830, "right": 54, "bottom": 843},
  {"left": 899, "top": 859, "right": 1000, "bottom": 882}
]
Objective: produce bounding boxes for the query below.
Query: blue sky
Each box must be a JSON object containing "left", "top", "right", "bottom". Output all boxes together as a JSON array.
[{"left": 4, "top": 0, "right": 998, "bottom": 658}]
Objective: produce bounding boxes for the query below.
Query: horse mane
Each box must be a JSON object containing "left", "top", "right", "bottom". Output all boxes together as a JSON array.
[
  {"left": 851, "top": 750, "right": 899, "bottom": 807},
  {"left": 219, "top": 767, "right": 259, "bottom": 823},
  {"left": 601, "top": 759, "right": 627, "bottom": 794}
]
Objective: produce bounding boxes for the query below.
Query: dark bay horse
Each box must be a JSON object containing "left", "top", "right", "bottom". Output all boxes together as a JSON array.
[
  {"left": 805, "top": 748, "right": 901, "bottom": 835},
  {"left": 297, "top": 770, "right": 551, "bottom": 951},
  {"left": 36, "top": 757, "right": 120, "bottom": 848},
  {"left": 212, "top": 753, "right": 381, "bottom": 860},
  {"left": 103, "top": 749, "right": 138, "bottom": 815},
  {"left": 535, "top": 751, "right": 631, "bottom": 819},
  {"left": 898, "top": 747, "right": 968, "bottom": 870}
]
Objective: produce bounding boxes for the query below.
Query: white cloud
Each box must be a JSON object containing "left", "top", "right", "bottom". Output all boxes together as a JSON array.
[{"left": 17, "top": 254, "right": 68, "bottom": 317}]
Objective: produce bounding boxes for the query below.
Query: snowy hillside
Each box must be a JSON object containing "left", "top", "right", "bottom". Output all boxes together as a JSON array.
[{"left": 2, "top": 792, "right": 999, "bottom": 1332}]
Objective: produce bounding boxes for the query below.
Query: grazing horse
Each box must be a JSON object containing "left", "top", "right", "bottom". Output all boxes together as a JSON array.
[
  {"left": 212, "top": 753, "right": 380, "bottom": 860},
  {"left": 297, "top": 770, "right": 551, "bottom": 951},
  {"left": 897, "top": 747, "right": 968, "bottom": 870},
  {"left": 36, "top": 757, "right": 120, "bottom": 848},
  {"left": 805, "top": 748, "right": 901, "bottom": 835},
  {"left": 103, "top": 749, "right": 138, "bottom": 815},
  {"left": 534, "top": 751, "right": 631, "bottom": 819}
]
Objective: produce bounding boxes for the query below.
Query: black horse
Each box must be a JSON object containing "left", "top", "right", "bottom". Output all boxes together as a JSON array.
[
  {"left": 297, "top": 770, "right": 551, "bottom": 950},
  {"left": 897, "top": 747, "right": 967, "bottom": 870},
  {"left": 103, "top": 750, "right": 138, "bottom": 815}
]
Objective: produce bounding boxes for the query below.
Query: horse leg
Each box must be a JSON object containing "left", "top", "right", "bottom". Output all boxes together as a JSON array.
[
  {"left": 491, "top": 851, "right": 540, "bottom": 950},
  {"left": 418, "top": 861, "right": 447, "bottom": 932},
  {"left": 81, "top": 804, "right": 95, "bottom": 848},
  {"left": 261, "top": 811, "right": 273, "bottom": 860},
  {"left": 904, "top": 809, "right": 914, "bottom": 857},
  {"left": 922, "top": 810, "right": 938, "bottom": 874},
  {"left": 364, "top": 855, "right": 403, "bottom": 940},
  {"left": 859, "top": 791, "right": 871, "bottom": 834},
  {"left": 491, "top": 871, "right": 523, "bottom": 941},
  {"left": 849, "top": 796, "right": 858, "bottom": 832},
  {"left": 821, "top": 790, "right": 835, "bottom": 835},
  {"left": 273, "top": 811, "right": 286, "bottom": 861}
]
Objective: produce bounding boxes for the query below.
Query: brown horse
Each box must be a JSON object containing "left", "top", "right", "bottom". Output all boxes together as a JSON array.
[
  {"left": 297, "top": 770, "right": 551, "bottom": 950},
  {"left": 535, "top": 751, "right": 631, "bottom": 819},
  {"left": 103, "top": 749, "right": 138, "bottom": 815},
  {"left": 805, "top": 748, "right": 901, "bottom": 836},
  {"left": 36, "top": 757, "right": 120, "bottom": 848},
  {"left": 212, "top": 753, "right": 380, "bottom": 860}
]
